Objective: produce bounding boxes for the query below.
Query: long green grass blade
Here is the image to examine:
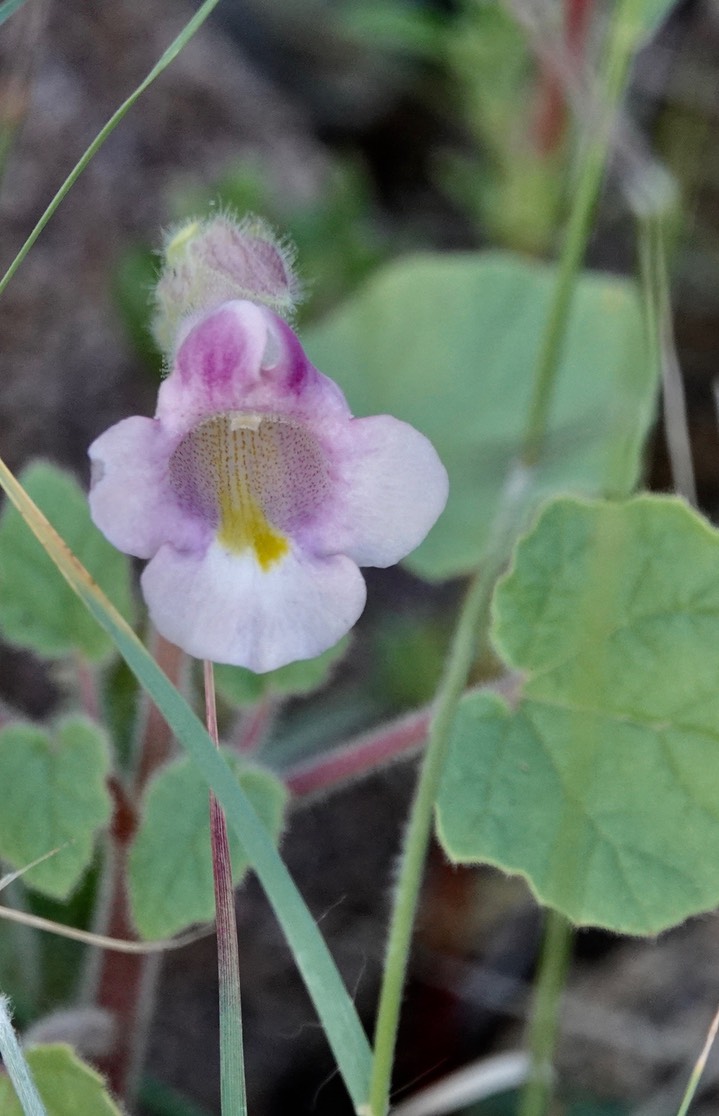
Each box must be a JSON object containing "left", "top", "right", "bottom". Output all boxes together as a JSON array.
[
  {"left": 0, "top": 0, "right": 29, "bottom": 28},
  {"left": 0, "top": 0, "right": 28, "bottom": 27},
  {"left": 0, "top": 994, "right": 47, "bottom": 1116},
  {"left": 0, "top": 458, "right": 372, "bottom": 1110},
  {"left": 0, "top": 0, "right": 221, "bottom": 298}
]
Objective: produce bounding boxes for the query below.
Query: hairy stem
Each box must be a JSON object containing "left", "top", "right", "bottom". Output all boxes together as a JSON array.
[
  {"left": 87, "top": 631, "right": 183, "bottom": 1103},
  {"left": 285, "top": 675, "right": 521, "bottom": 800}
]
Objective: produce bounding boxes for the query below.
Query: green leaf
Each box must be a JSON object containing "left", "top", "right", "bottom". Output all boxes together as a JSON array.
[
  {"left": 437, "top": 495, "right": 719, "bottom": 935},
  {"left": 0, "top": 717, "right": 112, "bottom": 900},
  {"left": 0, "top": 462, "right": 135, "bottom": 660},
  {"left": 0, "top": 1044, "right": 120, "bottom": 1116},
  {"left": 305, "top": 252, "right": 655, "bottom": 580},
  {"left": 129, "top": 754, "right": 287, "bottom": 940},
  {"left": 213, "top": 636, "right": 350, "bottom": 707}
]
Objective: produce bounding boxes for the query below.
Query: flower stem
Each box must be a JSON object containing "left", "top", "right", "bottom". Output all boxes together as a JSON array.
[
  {"left": 284, "top": 676, "right": 520, "bottom": 799},
  {"left": 204, "top": 661, "right": 247, "bottom": 1116},
  {"left": 517, "top": 910, "right": 573, "bottom": 1116},
  {"left": 87, "top": 631, "right": 182, "bottom": 1104},
  {"left": 368, "top": 466, "right": 532, "bottom": 1116}
]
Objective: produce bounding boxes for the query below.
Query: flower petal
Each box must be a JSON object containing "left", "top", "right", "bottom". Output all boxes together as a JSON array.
[
  {"left": 156, "top": 301, "right": 351, "bottom": 437},
  {"left": 156, "top": 301, "right": 270, "bottom": 433},
  {"left": 317, "top": 415, "right": 449, "bottom": 568},
  {"left": 89, "top": 416, "right": 210, "bottom": 559},
  {"left": 141, "top": 540, "right": 367, "bottom": 672}
]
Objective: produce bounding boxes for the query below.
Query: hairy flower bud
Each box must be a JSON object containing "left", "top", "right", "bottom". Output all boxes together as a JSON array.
[{"left": 152, "top": 213, "right": 299, "bottom": 356}]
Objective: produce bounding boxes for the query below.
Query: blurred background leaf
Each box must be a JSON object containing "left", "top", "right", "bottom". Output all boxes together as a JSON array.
[{"left": 0, "top": 463, "right": 135, "bottom": 662}]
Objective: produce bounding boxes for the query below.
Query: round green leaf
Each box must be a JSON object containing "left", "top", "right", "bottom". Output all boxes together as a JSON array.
[
  {"left": 0, "top": 461, "right": 135, "bottom": 660},
  {"left": 0, "top": 717, "right": 112, "bottom": 900},
  {"left": 214, "top": 635, "right": 350, "bottom": 707},
  {"left": 0, "top": 1044, "right": 120, "bottom": 1115},
  {"left": 438, "top": 495, "right": 719, "bottom": 934},
  {"left": 304, "top": 252, "right": 654, "bottom": 580},
  {"left": 129, "top": 753, "right": 287, "bottom": 939}
]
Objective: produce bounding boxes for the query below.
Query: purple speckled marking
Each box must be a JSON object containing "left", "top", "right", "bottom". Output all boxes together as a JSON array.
[{"left": 168, "top": 412, "right": 331, "bottom": 538}]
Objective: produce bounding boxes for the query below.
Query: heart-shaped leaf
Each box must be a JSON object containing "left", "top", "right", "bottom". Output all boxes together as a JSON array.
[{"left": 438, "top": 495, "right": 719, "bottom": 934}]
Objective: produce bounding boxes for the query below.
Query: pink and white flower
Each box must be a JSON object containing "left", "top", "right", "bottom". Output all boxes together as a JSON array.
[{"left": 89, "top": 299, "right": 448, "bottom": 672}]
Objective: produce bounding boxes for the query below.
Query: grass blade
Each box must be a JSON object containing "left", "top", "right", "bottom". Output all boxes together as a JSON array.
[
  {"left": 0, "top": 457, "right": 372, "bottom": 1110},
  {"left": 675, "top": 1004, "right": 719, "bottom": 1116},
  {"left": 0, "top": 0, "right": 221, "bottom": 298},
  {"left": 0, "top": 994, "right": 47, "bottom": 1116},
  {"left": 0, "top": 0, "right": 29, "bottom": 28}
]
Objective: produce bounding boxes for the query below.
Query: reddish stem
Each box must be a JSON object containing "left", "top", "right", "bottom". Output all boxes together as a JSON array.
[
  {"left": 285, "top": 676, "right": 521, "bottom": 799},
  {"left": 534, "top": 0, "right": 594, "bottom": 157},
  {"left": 232, "top": 697, "right": 276, "bottom": 755},
  {"left": 133, "top": 636, "right": 186, "bottom": 792},
  {"left": 75, "top": 656, "right": 101, "bottom": 723},
  {"left": 90, "top": 632, "right": 184, "bottom": 1102},
  {"left": 285, "top": 706, "right": 431, "bottom": 797}
]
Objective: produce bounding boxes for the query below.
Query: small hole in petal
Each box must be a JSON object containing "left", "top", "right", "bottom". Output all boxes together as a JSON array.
[
  {"left": 261, "top": 325, "right": 281, "bottom": 370},
  {"left": 90, "top": 459, "right": 106, "bottom": 487}
]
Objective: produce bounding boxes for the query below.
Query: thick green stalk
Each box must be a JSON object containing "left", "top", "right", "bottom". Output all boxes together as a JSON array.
[
  {"left": 517, "top": 911, "right": 573, "bottom": 1116},
  {"left": 367, "top": 465, "right": 532, "bottom": 1116},
  {"left": 205, "top": 662, "right": 247, "bottom": 1116},
  {"left": 370, "top": 1, "right": 653, "bottom": 1110}
]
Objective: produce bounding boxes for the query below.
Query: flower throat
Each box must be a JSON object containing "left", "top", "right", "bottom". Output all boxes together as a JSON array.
[{"left": 169, "top": 412, "right": 330, "bottom": 571}]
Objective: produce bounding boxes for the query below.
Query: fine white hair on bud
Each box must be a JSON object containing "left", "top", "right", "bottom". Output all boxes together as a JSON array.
[{"left": 152, "top": 212, "right": 300, "bottom": 358}]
